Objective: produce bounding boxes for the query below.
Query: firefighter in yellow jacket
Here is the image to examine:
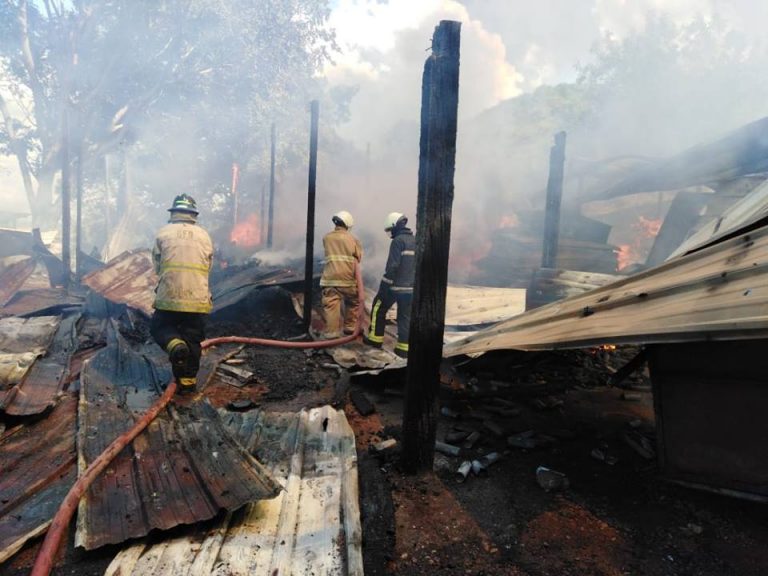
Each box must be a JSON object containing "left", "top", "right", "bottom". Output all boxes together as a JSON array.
[
  {"left": 150, "top": 194, "right": 214, "bottom": 393},
  {"left": 320, "top": 211, "right": 362, "bottom": 337}
]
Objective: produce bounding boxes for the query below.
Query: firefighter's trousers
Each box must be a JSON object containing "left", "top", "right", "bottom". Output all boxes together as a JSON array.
[
  {"left": 321, "top": 285, "right": 360, "bottom": 336},
  {"left": 367, "top": 286, "right": 412, "bottom": 355},
  {"left": 150, "top": 310, "right": 206, "bottom": 381}
]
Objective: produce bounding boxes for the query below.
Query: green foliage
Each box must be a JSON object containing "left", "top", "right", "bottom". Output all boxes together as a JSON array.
[{"left": 0, "top": 0, "right": 340, "bottom": 228}]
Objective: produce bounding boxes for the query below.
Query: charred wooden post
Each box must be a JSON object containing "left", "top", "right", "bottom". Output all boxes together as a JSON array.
[
  {"left": 61, "top": 110, "right": 71, "bottom": 289},
  {"left": 231, "top": 162, "right": 240, "bottom": 228},
  {"left": 401, "top": 20, "right": 461, "bottom": 474},
  {"left": 75, "top": 137, "right": 83, "bottom": 282},
  {"left": 303, "top": 101, "right": 319, "bottom": 332},
  {"left": 267, "top": 123, "right": 276, "bottom": 248},
  {"left": 104, "top": 155, "right": 110, "bottom": 255},
  {"left": 541, "top": 131, "right": 567, "bottom": 269}
]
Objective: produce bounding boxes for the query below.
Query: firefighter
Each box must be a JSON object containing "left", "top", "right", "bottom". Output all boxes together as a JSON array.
[
  {"left": 363, "top": 212, "right": 415, "bottom": 358},
  {"left": 150, "top": 194, "right": 214, "bottom": 393},
  {"left": 320, "top": 210, "right": 363, "bottom": 337}
]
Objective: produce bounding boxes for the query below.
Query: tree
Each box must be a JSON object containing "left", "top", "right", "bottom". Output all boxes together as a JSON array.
[{"left": 0, "top": 0, "right": 338, "bottom": 230}]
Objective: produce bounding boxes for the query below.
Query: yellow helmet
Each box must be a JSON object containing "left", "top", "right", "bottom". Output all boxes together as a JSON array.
[{"left": 332, "top": 210, "right": 354, "bottom": 228}]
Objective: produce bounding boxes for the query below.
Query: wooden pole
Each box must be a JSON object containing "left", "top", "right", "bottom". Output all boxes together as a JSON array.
[
  {"left": 231, "top": 162, "right": 240, "bottom": 229},
  {"left": 75, "top": 136, "right": 83, "bottom": 282},
  {"left": 303, "top": 101, "right": 319, "bottom": 332},
  {"left": 267, "top": 123, "right": 276, "bottom": 248},
  {"left": 104, "top": 154, "right": 110, "bottom": 256},
  {"left": 401, "top": 20, "right": 461, "bottom": 474},
  {"left": 260, "top": 181, "right": 267, "bottom": 246},
  {"left": 61, "top": 109, "right": 71, "bottom": 289},
  {"left": 541, "top": 131, "right": 566, "bottom": 269}
]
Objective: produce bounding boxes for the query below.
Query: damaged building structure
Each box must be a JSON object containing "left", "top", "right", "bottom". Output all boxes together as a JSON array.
[{"left": 1, "top": 114, "right": 768, "bottom": 575}]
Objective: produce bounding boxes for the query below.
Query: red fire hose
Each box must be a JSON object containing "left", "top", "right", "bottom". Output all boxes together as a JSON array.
[{"left": 30, "top": 266, "right": 365, "bottom": 576}]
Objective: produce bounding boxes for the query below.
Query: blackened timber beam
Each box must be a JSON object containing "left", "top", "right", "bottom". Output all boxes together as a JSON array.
[
  {"left": 401, "top": 20, "right": 461, "bottom": 474},
  {"left": 541, "top": 131, "right": 567, "bottom": 269},
  {"left": 61, "top": 109, "right": 71, "bottom": 289},
  {"left": 267, "top": 123, "right": 276, "bottom": 248},
  {"left": 303, "top": 101, "right": 319, "bottom": 332}
]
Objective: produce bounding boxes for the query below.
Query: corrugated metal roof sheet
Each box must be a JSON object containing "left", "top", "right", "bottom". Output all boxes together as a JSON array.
[
  {"left": 75, "top": 326, "right": 280, "bottom": 550},
  {"left": 1, "top": 288, "right": 83, "bottom": 318},
  {"left": 444, "top": 222, "right": 768, "bottom": 355},
  {"left": 0, "top": 257, "right": 37, "bottom": 307},
  {"left": 81, "top": 250, "right": 157, "bottom": 316},
  {"left": 0, "top": 316, "right": 61, "bottom": 412},
  {"left": 212, "top": 267, "right": 307, "bottom": 314},
  {"left": 105, "top": 405, "right": 363, "bottom": 576},
  {"left": 669, "top": 179, "right": 768, "bottom": 259},
  {"left": 0, "top": 395, "right": 77, "bottom": 563},
  {"left": 1, "top": 314, "right": 79, "bottom": 416}
]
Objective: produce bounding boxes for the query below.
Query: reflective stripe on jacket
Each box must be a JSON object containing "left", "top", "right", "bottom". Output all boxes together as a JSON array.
[
  {"left": 320, "top": 226, "right": 363, "bottom": 288},
  {"left": 382, "top": 228, "right": 415, "bottom": 293},
  {"left": 152, "top": 222, "right": 214, "bottom": 313}
]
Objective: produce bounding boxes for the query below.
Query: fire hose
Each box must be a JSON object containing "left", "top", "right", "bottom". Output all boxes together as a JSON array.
[{"left": 30, "top": 265, "right": 365, "bottom": 576}]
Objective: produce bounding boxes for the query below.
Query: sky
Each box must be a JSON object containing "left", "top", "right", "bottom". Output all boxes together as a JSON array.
[{"left": 323, "top": 0, "right": 768, "bottom": 146}]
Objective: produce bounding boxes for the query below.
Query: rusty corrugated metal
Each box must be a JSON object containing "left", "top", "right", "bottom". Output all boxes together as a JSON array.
[
  {"left": 106, "top": 406, "right": 363, "bottom": 576},
  {"left": 81, "top": 249, "right": 157, "bottom": 316},
  {"left": 0, "top": 395, "right": 77, "bottom": 563},
  {"left": 75, "top": 326, "right": 280, "bottom": 550},
  {"left": 1, "top": 288, "right": 83, "bottom": 318},
  {"left": 0, "top": 256, "right": 38, "bottom": 307},
  {"left": 0, "top": 316, "right": 61, "bottom": 411},
  {"left": 444, "top": 222, "right": 768, "bottom": 355},
  {"left": 1, "top": 314, "right": 79, "bottom": 416}
]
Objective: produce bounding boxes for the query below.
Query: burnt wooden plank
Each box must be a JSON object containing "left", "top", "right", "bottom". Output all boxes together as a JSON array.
[
  {"left": 0, "top": 395, "right": 77, "bottom": 563},
  {"left": 75, "top": 325, "right": 280, "bottom": 550}
]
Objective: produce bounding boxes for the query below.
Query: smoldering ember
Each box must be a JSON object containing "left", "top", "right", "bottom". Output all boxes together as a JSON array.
[{"left": 2, "top": 3, "right": 768, "bottom": 576}]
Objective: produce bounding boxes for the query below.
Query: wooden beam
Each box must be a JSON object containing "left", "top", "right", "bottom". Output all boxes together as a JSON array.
[
  {"left": 61, "top": 109, "right": 71, "bottom": 289},
  {"left": 303, "top": 101, "right": 319, "bottom": 332},
  {"left": 401, "top": 20, "right": 461, "bottom": 474},
  {"left": 541, "top": 131, "right": 566, "bottom": 269},
  {"left": 267, "top": 123, "right": 276, "bottom": 249}
]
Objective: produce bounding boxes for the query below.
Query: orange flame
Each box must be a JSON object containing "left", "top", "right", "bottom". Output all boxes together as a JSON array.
[
  {"left": 498, "top": 214, "right": 519, "bottom": 228},
  {"left": 230, "top": 213, "right": 261, "bottom": 248},
  {"left": 616, "top": 216, "right": 663, "bottom": 271}
]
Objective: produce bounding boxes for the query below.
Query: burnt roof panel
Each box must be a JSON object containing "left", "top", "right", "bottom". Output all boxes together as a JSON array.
[
  {"left": 81, "top": 250, "right": 157, "bottom": 316},
  {"left": 445, "top": 222, "right": 768, "bottom": 354},
  {"left": 106, "top": 406, "right": 363, "bottom": 576},
  {"left": 74, "top": 326, "right": 280, "bottom": 550},
  {"left": 0, "top": 395, "right": 77, "bottom": 564}
]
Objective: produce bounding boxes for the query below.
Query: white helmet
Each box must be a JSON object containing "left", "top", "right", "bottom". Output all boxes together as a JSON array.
[
  {"left": 384, "top": 212, "right": 407, "bottom": 231},
  {"left": 333, "top": 210, "right": 354, "bottom": 228}
]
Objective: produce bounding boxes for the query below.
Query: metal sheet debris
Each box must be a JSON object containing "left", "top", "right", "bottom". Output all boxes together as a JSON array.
[
  {"left": 669, "top": 178, "right": 768, "bottom": 259},
  {"left": 1, "top": 314, "right": 79, "bottom": 416},
  {"left": 444, "top": 222, "right": 768, "bottom": 355},
  {"left": 0, "top": 395, "right": 77, "bottom": 564},
  {"left": 212, "top": 266, "right": 306, "bottom": 314},
  {"left": 81, "top": 250, "right": 157, "bottom": 316},
  {"left": 1, "top": 288, "right": 83, "bottom": 318},
  {"left": 106, "top": 406, "right": 363, "bottom": 576},
  {"left": 0, "top": 256, "right": 38, "bottom": 307},
  {"left": 75, "top": 326, "right": 280, "bottom": 550}
]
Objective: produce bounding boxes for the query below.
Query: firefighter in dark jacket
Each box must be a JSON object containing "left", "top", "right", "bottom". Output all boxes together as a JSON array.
[
  {"left": 150, "top": 194, "right": 214, "bottom": 393},
  {"left": 363, "top": 212, "right": 415, "bottom": 358}
]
